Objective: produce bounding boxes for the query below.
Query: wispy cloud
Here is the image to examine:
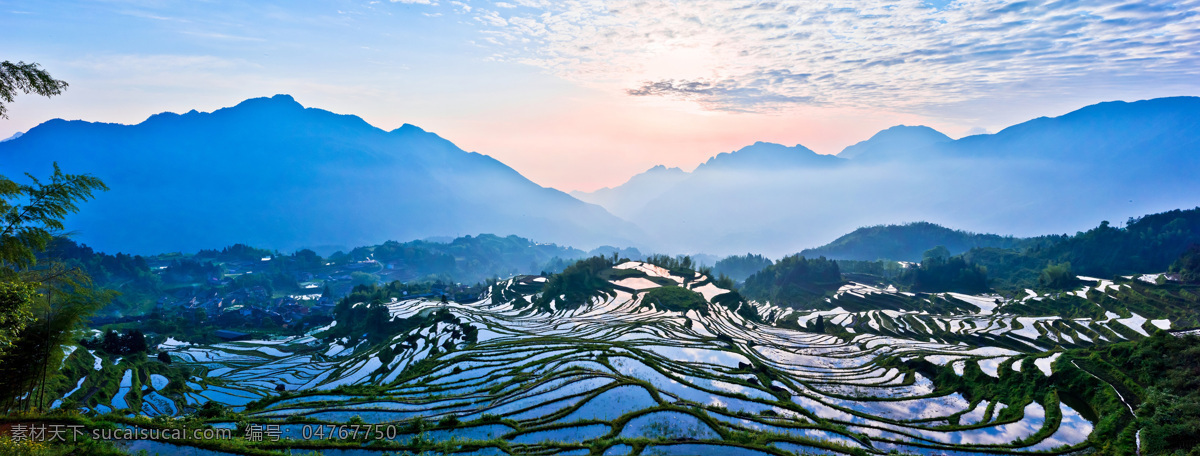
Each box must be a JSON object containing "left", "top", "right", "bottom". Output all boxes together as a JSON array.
[
  {"left": 179, "top": 30, "right": 266, "bottom": 42},
  {"left": 116, "top": 9, "right": 186, "bottom": 22},
  {"left": 626, "top": 76, "right": 815, "bottom": 111},
  {"left": 454, "top": 0, "right": 1200, "bottom": 112}
]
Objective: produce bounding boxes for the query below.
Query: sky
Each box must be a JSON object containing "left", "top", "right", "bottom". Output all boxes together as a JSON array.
[{"left": 2, "top": 0, "right": 1198, "bottom": 192}]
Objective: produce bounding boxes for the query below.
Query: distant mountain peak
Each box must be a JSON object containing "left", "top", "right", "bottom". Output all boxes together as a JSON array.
[
  {"left": 730, "top": 141, "right": 816, "bottom": 157},
  {"left": 744, "top": 140, "right": 802, "bottom": 151},
  {"left": 644, "top": 164, "right": 685, "bottom": 174},
  {"left": 579, "top": 164, "right": 688, "bottom": 195},
  {"left": 696, "top": 141, "right": 840, "bottom": 172},
  {"left": 134, "top": 94, "right": 309, "bottom": 127},
  {"left": 391, "top": 123, "right": 431, "bottom": 136},
  {"left": 837, "top": 125, "right": 951, "bottom": 160},
  {"left": 228, "top": 93, "right": 304, "bottom": 111},
  {"left": 570, "top": 163, "right": 693, "bottom": 219}
]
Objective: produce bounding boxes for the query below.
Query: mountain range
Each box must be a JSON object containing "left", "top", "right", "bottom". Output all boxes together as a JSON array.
[
  {"left": 3, "top": 95, "right": 1198, "bottom": 257},
  {"left": 0, "top": 95, "right": 640, "bottom": 254},
  {"left": 574, "top": 96, "right": 1200, "bottom": 255}
]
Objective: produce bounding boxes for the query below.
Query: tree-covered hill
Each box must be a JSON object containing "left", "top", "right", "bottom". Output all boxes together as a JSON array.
[
  {"left": 797, "top": 208, "right": 1200, "bottom": 292},
  {"left": 799, "top": 221, "right": 1029, "bottom": 262},
  {"left": 969, "top": 207, "right": 1200, "bottom": 289}
]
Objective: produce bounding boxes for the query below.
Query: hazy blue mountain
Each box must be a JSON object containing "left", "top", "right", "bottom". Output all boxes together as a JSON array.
[
  {"left": 571, "top": 165, "right": 690, "bottom": 219},
  {"left": 836, "top": 125, "right": 951, "bottom": 160},
  {"left": 586, "top": 96, "right": 1200, "bottom": 256},
  {"left": 798, "top": 222, "right": 1027, "bottom": 262},
  {"left": 572, "top": 142, "right": 842, "bottom": 220},
  {"left": 1, "top": 131, "right": 22, "bottom": 142},
  {"left": 0, "top": 95, "right": 641, "bottom": 254},
  {"left": 942, "top": 97, "right": 1200, "bottom": 162}
]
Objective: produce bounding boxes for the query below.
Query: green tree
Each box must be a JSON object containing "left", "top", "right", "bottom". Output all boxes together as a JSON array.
[
  {"left": 0, "top": 167, "right": 109, "bottom": 411},
  {"left": 1170, "top": 244, "right": 1200, "bottom": 284},
  {"left": 1, "top": 163, "right": 108, "bottom": 273},
  {"left": 1037, "top": 261, "right": 1077, "bottom": 289},
  {"left": 642, "top": 285, "right": 707, "bottom": 313},
  {"left": 0, "top": 60, "right": 69, "bottom": 119},
  {"left": 0, "top": 62, "right": 112, "bottom": 411},
  {"left": 0, "top": 280, "right": 36, "bottom": 358},
  {"left": 0, "top": 263, "right": 113, "bottom": 411}
]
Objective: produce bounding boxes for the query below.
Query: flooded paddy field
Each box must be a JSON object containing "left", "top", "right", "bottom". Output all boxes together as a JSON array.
[{"left": 55, "top": 262, "right": 1176, "bottom": 455}]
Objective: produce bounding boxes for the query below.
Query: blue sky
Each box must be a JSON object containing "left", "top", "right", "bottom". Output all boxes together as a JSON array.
[{"left": 3, "top": 0, "right": 1198, "bottom": 191}]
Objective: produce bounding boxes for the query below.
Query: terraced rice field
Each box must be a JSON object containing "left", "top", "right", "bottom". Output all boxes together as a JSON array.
[{"left": 72, "top": 262, "right": 1179, "bottom": 454}]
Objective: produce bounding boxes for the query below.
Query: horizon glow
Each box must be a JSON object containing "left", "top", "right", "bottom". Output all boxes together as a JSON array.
[{"left": 2, "top": 0, "right": 1198, "bottom": 192}]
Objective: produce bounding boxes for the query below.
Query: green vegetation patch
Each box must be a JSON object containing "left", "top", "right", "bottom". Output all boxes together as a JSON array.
[
  {"left": 1059, "top": 333, "right": 1200, "bottom": 455},
  {"left": 641, "top": 286, "right": 708, "bottom": 313}
]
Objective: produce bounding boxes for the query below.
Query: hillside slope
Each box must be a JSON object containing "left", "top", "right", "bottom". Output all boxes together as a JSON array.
[{"left": 799, "top": 222, "right": 1028, "bottom": 261}]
